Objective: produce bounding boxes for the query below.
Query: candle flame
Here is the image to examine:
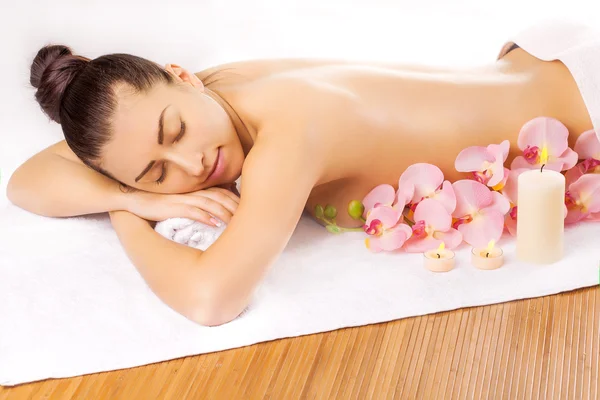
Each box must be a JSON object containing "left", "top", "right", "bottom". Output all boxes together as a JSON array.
[
  {"left": 540, "top": 147, "right": 548, "bottom": 165},
  {"left": 437, "top": 242, "right": 445, "bottom": 252},
  {"left": 487, "top": 240, "right": 495, "bottom": 252}
]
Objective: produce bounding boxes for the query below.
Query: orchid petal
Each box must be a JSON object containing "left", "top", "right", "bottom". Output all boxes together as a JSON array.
[
  {"left": 510, "top": 156, "right": 535, "bottom": 171},
  {"left": 365, "top": 205, "right": 402, "bottom": 229},
  {"left": 487, "top": 140, "right": 510, "bottom": 162},
  {"left": 428, "top": 180, "right": 457, "bottom": 214},
  {"left": 395, "top": 181, "right": 415, "bottom": 209},
  {"left": 413, "top": 198, "right": 452, "bottom": 232},
  {"left": 432, "top": 228, "right": 463, "bottom": 250},
  {"left": 458, "top": 209, "right": 505, "bottom": 247},
  {"left": 505, "top": 213, "right": 517, "bottom": 236},
  {"left": 501, "top": 169, "right": 521, "bottom": 205},
  {"left": 483, "top": 191, "right": 511, "bottom": 215},
  {"left": 484, "top": 141, "right": 510, "bottom": 187},
  {"left": 574, "top": 129, "right": 600, "bottom": 160},
  {"left": 511, "top": 155, "right": 564, "bottom": 172},
  {"left": 565, "top": 208, "right": 587, "bottom": 224},
  {"left": 565, "top": 163, "right": 585, "bottom": 187},
  {"left": 588, "top": 211, "right": 600, "bottom": 221},
  {"left": 517, "top": 116, "right": 569, "bottom": 156},
  {"left": 452, "top": 180, "right": 493, "bottom": 218},
  {"left": 491, "top": 167, "right": 510, "bottom": 191},
  {"left": 398, "top": 163, "right": 444, "bottom": 203},
  {"left": 486, "top": 160, "right": 505, "bottom": 187},
  {"left": 362, "top": 184, "right": 396, "bottom": 212},
  {"left": 402, "top": 235, "right": 443, "bottom": 253},
  {"left": 569, "top": 173, "right": 600, "bottom": 213},
  {"left": 454, "top": 146, "right": 494, "bottom": 172},
  {"left": 366, "top": 223, "right": 412, "bottom": 252},
  {"left": 556, "top": 147, "right": 578, "bottom": 171}
]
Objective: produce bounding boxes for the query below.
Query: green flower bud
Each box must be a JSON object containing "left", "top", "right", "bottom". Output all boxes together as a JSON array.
[
  {"left": 348, "top": 200, "right": 365, "bottom": 220},
  {"left": 315, "top": 204, "right": 324, "bottom": 219},
  {"left": 324, "top": 205, "right": 337, "bottom": 219}
]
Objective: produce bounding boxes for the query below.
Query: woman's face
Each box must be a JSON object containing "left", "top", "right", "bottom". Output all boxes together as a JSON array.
[{"left": 100, "top": 79, "right": 244, "bottom": 194}]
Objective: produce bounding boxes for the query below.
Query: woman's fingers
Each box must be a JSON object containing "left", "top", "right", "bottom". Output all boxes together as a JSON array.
[
  {"left": 181, "top": 195, "right": 234, "bottom": 223},
  {"left": 180, "top": 205, "right": 221, "bottom": 227},
  {"left": 181, "top": 191, "right": 239, "bottom": 216},
  {"left": 214, "top": 183, "right": 241, "bottom": 198},
  {"left": 209, "top": 186, "right": 241, "bottom": 203},
  {"left": 182, "top": 187, "right": 240, "bottom": 205}
]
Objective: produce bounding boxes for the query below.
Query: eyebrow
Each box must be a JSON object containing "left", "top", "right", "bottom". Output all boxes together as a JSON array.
[{"left": 134, "top": 104, "right": 170, "bottom": 183}]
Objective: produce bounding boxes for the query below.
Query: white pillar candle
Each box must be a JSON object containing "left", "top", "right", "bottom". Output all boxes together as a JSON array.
[{"left": 516, "top": 167, "right": 565, "bottom": 264}]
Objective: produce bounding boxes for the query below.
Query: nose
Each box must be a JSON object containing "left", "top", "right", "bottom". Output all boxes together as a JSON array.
[{"left": 164, "top": 149, "right": 205, "bottom": 177}]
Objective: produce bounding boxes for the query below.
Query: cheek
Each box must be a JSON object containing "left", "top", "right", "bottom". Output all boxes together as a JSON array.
[{"left": 164, "top": 169, "right": 204, "bottom": 193}]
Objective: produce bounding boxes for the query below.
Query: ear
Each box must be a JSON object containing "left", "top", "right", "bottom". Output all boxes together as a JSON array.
[{"left": 164, "top": 63, "right": 204, "bottom": 90}]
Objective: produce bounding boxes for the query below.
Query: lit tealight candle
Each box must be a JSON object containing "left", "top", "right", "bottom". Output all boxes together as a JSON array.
[
  {"left": 423, "top": 242, "right": 455, "bottom": 272},
  {"left": 471, "top": 240, "right": 504, "bottom": 270}
]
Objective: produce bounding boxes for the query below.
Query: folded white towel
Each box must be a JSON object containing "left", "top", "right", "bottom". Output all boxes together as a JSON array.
[{"left": 154, "top": 217, "right": 226, "bottom": 251}]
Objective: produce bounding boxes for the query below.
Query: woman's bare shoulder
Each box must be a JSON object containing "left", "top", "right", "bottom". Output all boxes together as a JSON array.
[{"left": 45, "top": 140, "right": 85, "bottom": 165}]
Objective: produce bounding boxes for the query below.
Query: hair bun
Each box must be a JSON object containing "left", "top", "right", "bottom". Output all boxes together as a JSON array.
[{"left": 30, "top": 44, "right": 90, "bottom": 124}]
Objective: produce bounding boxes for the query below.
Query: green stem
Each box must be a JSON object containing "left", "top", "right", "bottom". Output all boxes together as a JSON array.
[{"left": 339, "top": 227, "right": 366, "bottom": 232}]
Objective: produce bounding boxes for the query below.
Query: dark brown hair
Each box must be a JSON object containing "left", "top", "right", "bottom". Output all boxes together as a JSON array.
[{"left": 30, "top": 44, "right": 175, "bottom": 181}]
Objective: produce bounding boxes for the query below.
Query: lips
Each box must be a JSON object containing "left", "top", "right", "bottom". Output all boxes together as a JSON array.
[{"left": 206, "top": 147, "right": 221, "bottom": 181}]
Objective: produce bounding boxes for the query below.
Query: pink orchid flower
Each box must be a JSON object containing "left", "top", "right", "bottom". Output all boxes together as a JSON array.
[
  {"left": 500, "top": 169, "right": 520, "bottom": 236},
  {"left": 402, "top": 198, "right": 463, "bottom": 253},
  {"left": 510, "top": 117, "right": 578, "bottom": 172},
  {"left": 574, "top": 129, "right": 600, "bottom": 161},
  {"left": 564, "top": 173, "right": 600, "bottom": 224},
  {"left": 397, "top": 163, "right": 456, "bottom": 214},
  {"left": 451, "top": 180, "right": 510, "bottom": 247},
  {"left": 363, "top": 205, "right": 413, "bottom": 252},
  {"left": 362, "top": 184, "right": 399, "bottom": 215},
  {"left": 455, "top": 140, "right": 510, "bottom": 190},
  {"left": 361, "top": 182, "right": 414, "bottom": 220},
  {"left": 566, "top": 129, "right": 600, "bottom": 185}
]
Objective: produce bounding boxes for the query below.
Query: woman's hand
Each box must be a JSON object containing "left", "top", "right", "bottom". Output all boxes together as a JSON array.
[{"left": 123, "top": 185, "right": 240, "bottom": 227}]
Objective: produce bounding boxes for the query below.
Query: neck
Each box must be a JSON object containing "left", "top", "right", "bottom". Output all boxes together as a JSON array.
[{"left": 204, "top": 86, "right": 256, "bottom": 157}]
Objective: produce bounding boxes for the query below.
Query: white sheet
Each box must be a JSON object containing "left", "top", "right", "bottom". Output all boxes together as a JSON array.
[{"left": 1, "top": 0, "right": 599, "bottom": 387}]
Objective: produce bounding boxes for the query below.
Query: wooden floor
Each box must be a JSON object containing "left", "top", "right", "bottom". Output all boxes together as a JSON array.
[{"left": 1, "top": 285, "right": 598, "bottom": 400}]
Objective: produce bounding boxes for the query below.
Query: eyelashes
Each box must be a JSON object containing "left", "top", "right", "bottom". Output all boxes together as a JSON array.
[
  {"left": 155, "top": 119, "right": 186, "bottom": 185},
  {"left": 155, "top": 166, "right": 167, "bottom": 185},
  {"left": 173, "top": 120, "right": 186, "bottom": 143}
]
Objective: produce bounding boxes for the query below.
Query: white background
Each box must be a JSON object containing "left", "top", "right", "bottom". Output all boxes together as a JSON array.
[{"left": 1, "top": 0, "right": 599, "bottom": 207}]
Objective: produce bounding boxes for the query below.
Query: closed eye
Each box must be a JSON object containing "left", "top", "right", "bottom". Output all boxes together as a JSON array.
[
  {"left": 173, "top": 120, "right": 186, "bottom": 143},
  {"left": 155, "top": 119, "right": 186, "bottom": 184}
]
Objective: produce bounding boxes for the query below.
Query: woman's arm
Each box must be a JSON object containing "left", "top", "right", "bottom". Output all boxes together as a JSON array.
[
  {"left": 193, "top": 133, "right": 319, "bottom": 324},
  {"left": 109, "top": 132, "right": 320, "bottom": 326},
  {"left": 6, "top": 140, "right": 128, "bottom": 217}
]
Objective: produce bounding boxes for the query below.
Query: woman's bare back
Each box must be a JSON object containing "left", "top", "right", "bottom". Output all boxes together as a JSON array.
[{"left": 199, "top": 48, "right": 593, "bottom": 228}]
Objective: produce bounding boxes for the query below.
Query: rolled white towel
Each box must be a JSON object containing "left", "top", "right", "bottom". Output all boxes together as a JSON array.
[{"left": 154, "top": 217, "right": 226, "bottom": 251}]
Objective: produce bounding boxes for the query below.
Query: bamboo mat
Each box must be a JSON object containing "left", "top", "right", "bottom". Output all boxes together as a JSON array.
[{"left": 1, "top": 285, "right": 597, "bottom": 399}]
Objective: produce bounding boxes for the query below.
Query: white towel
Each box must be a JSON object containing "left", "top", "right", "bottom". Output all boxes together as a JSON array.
[
  {"left": 154, "top": 218, "right": 226, "bottom": 251},
  {"left": 1, "top": 202, "right": 599, "bottom": 386}
]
